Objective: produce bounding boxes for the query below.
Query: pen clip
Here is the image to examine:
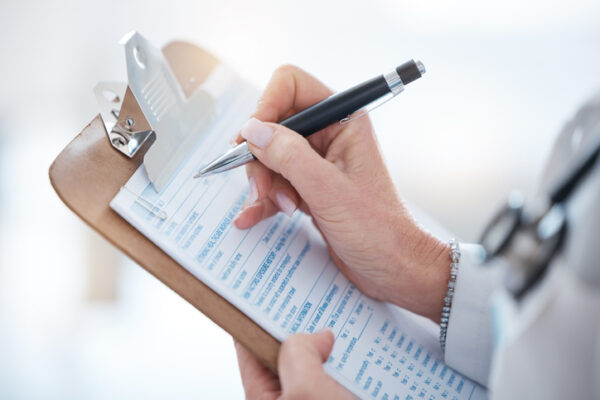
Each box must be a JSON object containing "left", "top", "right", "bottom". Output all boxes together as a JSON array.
[{"left": 340, "top": 92, "right": 396, "bottom": 125}]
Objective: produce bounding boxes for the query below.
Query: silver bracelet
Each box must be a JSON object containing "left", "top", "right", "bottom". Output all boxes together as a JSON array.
[{"left": 440, "top": 239, "right": 460, "bottom": 353}]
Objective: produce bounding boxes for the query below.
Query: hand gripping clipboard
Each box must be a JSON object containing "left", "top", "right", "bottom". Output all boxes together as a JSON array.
[{"left": 49, "top": 38, "right": 280, "bottom": 372}]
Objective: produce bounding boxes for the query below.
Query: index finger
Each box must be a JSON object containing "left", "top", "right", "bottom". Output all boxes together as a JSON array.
[
  {"left": 234, "top": 65, "right": 336, "bottom": 145},
  {"left": 255, "top": 64, "right": 334, "bottom": 122}
]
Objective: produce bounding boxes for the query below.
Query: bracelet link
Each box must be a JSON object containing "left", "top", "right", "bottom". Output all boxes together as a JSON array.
[{"left": 440, "top": 239, "right": 461, "bottom": 353}]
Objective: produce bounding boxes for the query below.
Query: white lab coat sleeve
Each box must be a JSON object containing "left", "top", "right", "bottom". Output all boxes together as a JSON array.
[{"left": 443, "top": 243, "right": 504, "bottom": 387}]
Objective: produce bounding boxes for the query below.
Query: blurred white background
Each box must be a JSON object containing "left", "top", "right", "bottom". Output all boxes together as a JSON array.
[{"left": 0, "top": 0, "right": 599, "bottom": 398}]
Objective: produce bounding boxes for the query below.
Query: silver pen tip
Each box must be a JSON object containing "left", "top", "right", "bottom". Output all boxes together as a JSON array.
[
  {"left": 194, "top": 167, "right": 217, "bottom": 179},
  {"left": 192, "top": 142, "right": 255, "bottom": 179},
  {"left": 193, "top": 164, "right": 216, "bottom": 179}
]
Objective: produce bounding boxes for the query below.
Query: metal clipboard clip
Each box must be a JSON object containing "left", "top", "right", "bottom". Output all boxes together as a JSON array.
[
  {"left": 94, "top": 82, "right": 154, "bottom": 157},
  {"left": 93, "top": 31, "right": 218, "bottom": 193}
]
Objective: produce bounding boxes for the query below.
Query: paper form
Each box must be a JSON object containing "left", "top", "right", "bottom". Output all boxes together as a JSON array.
[{"left": 110, "top": 64, "right": 487, "bottom": 400}]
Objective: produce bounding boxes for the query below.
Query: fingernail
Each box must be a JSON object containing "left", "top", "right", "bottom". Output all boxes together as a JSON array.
[
  {"left": 276, "top": 192, "right": 296, "bottom": 217},
  {"left": 233, "top": 211, "right": 243, "bottom": 228},
  {"left": 241, "top": 117, "right": 274, "bottom": 149},
  {"left": 316, "top": 328, "right": 334, "bottom": 339},
  {"left": 248, "top": 177, "right": 258, "bottom": 203},
  {"left": 234, "top": 199, "right": 260, "bottom": 221}
]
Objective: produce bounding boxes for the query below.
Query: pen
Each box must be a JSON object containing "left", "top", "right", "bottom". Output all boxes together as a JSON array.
[{"left": 194, "top": 59, "right": 426, "bottom": 178}]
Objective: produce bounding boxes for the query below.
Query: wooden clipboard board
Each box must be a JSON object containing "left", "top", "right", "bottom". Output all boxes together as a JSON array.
[{"left": 49, "top": 41, "right": 280, "bottom": 373}]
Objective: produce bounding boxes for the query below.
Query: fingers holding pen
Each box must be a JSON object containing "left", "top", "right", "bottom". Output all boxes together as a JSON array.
[
  {"left": 257, "top": 64, "right": 334, "bottom": 122},
  {"left": 234, "top": 160, "right": 301, "bottom": 229},
  {"left": 245, "top": 161, "right": 271, "bottom": 204},
  {"left": 233, "top": 187, "right": 299, "bottom": 230},
  {"left": 234, "top": 198, "right": 279, "bottom": 229},
  {"left": 241, "top": 118, "right": 343, "bottom": 208},
  {"left": 268, "top": 174, "right": 299, "bottom": 217},
  {"left": 231, "top": 64, "right": 353, "bottom": 228},
  {"left": 232, "top": 64, "right": 336, "bottom": 145}
]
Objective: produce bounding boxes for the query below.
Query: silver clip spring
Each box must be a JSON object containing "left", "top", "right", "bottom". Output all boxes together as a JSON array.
[{"left": 121, "top": 186, "right": 168, "bottom": 220}]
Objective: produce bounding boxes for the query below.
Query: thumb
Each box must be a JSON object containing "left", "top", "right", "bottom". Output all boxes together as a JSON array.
[
  {"left": 278, "top": 330, "right": 335, "bottom": 388},
  {"left": 307, "top": 329, "right": 336, "bottom": 363},
  {"left": 241, "top": 118, "right": 342, "bottom": 205},
  {"left": 278, "top": 330, "right": 334, "bottom": 393},
  {"left": 278, "top": 331, "right": 354, "bottom": 399}
]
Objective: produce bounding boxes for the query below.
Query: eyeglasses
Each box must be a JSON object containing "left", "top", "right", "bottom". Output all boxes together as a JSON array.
[{"left": 479, "top": 134, "right": 600, "bottom": 300}]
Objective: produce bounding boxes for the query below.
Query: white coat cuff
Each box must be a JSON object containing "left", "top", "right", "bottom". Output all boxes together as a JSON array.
[{"left": 444, "top": 243, "right": 503, "bottom": 387}]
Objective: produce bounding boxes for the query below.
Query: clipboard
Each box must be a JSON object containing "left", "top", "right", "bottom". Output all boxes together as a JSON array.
[{"left": 49, "top": 39, "right": 280, "bottom": 373}]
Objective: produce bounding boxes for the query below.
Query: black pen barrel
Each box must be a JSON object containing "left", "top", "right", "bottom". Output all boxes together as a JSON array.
[
  {"left": 194, "top": 60, "right": 424, "bottom": 177},
  {"left": 279, "top": 59, "right": 423, "bottom": 137},
  {"left": 280, "top": 75, "right": 389, "bottom": 137}
]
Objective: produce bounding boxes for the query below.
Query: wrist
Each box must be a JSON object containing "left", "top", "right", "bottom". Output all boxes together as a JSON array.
[{"left": 386, "top": 224, "right": 450, "bottom": 323}]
